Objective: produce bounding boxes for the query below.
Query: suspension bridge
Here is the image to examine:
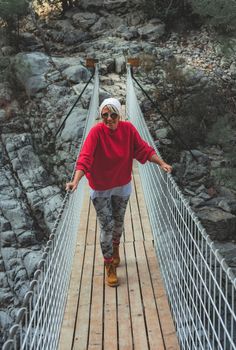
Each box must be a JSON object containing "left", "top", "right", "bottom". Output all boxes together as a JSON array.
[{"left": 3, "top": 63, "right": 236, "bottom": 350}]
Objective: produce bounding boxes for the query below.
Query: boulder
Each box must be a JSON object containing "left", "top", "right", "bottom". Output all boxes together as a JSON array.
[
  {"left": 78, "top": 0, "right": 104, "bottom": 9},
  {"left": 214, "top": 242, "right": 236, "bottom": 269},
  {"left": 126, "top": 10, "right": 146, "bottom": 26},
  {"left": 52, "top": 56, "right": 83, "bottom": 70},
  {"left": 16, "top": 230, "right": 39, "bottom": 247},
  {"left": 114, "top": 56, "right": 126, "bottom": 74},
  {"left": 10, "top": 52, "right": 50, "bottom": 96},
  {"left": 155, "top": 128, "right": 169, "bottom": 139},
  {"left": 2, "top": 133, "right": 63, "bottom": 232},
  {"left": 115, "top": 25, "right": 139, "bottom": 40},
  {"left": 19, "top": 32, "right": 41, "bottom": 49},
  {"left": 23, "top": 250, "right": 42, "bottom": 278},
  {"left": 0, "top": 82, "right": 12, "bottom": 106},
  {"left": 58, "top": 106, "right": 87, "bottom": 142},
  {"left": 1, "top": 231, "right": 17, "bottom": 247},
  {"left": 62, "top": 65, "right": 91, "bottom": 83},
  {"left": 54, "top": 19, "right": 75, "bottom": 32},
  {"left": 79, "top": 0, "right": 130, "bottom": 11},
  {"left": 1, "top": 46, "right": 16, "bottom": 56},
  {"left": 90, "top": 17, "right": 109, "bottom": 33},
  {"left": 202, "top": 196, "right": 236, "bottom": 215},
  {"left": 63, "top": 30, "right": 91, "bottom": 45},
  {"left": 196, "top": 207, "right": 236, "bottom": 241},
  {"left": 181, "top": 66, "right": 205, "bottom": 85},
  {"left": 138, "top": 22, "right": 165, "bottom": 40},
  {"left": 72, "top": 12, "right": 98, "bottom": 29}
]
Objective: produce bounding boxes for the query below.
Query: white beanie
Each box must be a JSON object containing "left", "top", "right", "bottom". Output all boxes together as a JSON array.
[{"left": 99, "top": 97, "right": 121, "bottom": 116}]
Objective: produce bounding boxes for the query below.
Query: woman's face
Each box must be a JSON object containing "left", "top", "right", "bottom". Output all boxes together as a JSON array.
[{"left": 101, "top": 106, "right": 120, "bottom": 130}]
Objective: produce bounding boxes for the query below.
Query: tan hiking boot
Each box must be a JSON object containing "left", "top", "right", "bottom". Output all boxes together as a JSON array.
[
  {"left": 113, "top": 244, "right": 120, "bottom": 267},
  {"left": 105, "top": 262, "right": 119, "bottom": 287}
]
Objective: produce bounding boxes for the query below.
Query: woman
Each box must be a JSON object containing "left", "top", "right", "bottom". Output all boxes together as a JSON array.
[{"left": 66, "top": 97, "right": 172, "bottom": 287}]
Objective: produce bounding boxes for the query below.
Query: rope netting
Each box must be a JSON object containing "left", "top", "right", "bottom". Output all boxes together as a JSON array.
[
  {"left": 2, "top": 66, "right": 99, "bottom": 350},
  {"left": 126, "top": 64, "right": 236, "bottom": 350}
]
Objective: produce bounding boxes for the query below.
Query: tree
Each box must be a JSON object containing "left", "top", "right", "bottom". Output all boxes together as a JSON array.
[
  {"left": 0, "top": 0, "right": 31, "bottom": 44},
  {"left": 190, "top": 0, "right": 236, "bottom": 31},
  {"left": 141, "top": 0, "right": 190, "bottom": 22},
  {"left": 38, "top": 0, "right": 79, "bottom": 14}
]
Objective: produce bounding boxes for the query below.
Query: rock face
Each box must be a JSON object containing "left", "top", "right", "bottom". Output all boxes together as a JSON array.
[
  {"left": 2, "top": 133, "right": 63, "bottom": 230},
  {"left": 197, "top": 207, "right": 236, "bottom": 241},
  {"left": 10, "top": 52, "right": 50, "bottom": 96},
  {"left": 1, "top": 0, "right": 236, "bottom": 346},
  {"left": 78, "top": 0, "right": 141, "bottom": 11}
]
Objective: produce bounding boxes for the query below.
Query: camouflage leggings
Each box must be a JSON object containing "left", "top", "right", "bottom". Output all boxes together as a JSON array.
[{"left": 92, "top": 195, "right": 130, "bottom": 260}]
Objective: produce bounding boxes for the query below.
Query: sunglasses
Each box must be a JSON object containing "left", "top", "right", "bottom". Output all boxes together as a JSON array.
[{"left": 101, "top": 112, "right": 119, "bottom": 119}]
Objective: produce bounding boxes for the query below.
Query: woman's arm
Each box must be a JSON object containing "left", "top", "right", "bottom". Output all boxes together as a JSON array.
[
  {"left": 149, "top": 154, "right": 172, "bottom": 173},
  {"left": 65, "top": 126, "right": 99, "bottom": 192}
]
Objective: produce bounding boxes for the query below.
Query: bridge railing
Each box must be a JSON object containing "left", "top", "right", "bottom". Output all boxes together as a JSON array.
[
  {"left": 2, "top": 66, "right": 99, "bottom": 350},
  {"left": 126, "top": 64, "right": 236, "bottom": 350}
]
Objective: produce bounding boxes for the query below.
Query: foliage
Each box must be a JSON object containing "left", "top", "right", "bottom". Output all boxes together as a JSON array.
[
  {"left": 0, "top": 0, "right": 31, "bottom": 44},
  {"left": 0, "top": 0, "right": 30, "bottom": 24},
  {"left": 157, "top": 58, "right": 228, "bottom": 148},
  {"left": 142, "top": 0, "right": 236, "bottom": 31},
  {"left": 206, "top": 114, "right": 236, "bottom": 189},
  {"left": 139, "top": 53, "right": 156, "bottom": 74},
  {"left": 189, "top": 0, "right": 236, "bottom": 32},
  {"left": 211, "top": 167, "right": 236, "bottom": 190},
  {"left": 207, "top": 115, "right": 236, "bottom": 148},
  {"left": 141, "top": 0, "right": 196, "bottom": 28},
  {"left": 37, "top": 0, "right": 79, "bottom": 13},
  {"left": 142, "top": 0, "right": 185, "bottom": 19}
]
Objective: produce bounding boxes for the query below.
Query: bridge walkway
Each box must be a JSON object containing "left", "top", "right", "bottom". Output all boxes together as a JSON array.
[{"left": 59, "top": 163, "right": 180, "bottom": 350}]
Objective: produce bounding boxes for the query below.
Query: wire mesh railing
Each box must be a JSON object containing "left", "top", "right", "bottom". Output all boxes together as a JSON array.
[
  {"left": 2, "top": 65, "right": 99, "bottom": 350},
  {"left": 126, "top": 64, "right": 236, "bottom": 350}
]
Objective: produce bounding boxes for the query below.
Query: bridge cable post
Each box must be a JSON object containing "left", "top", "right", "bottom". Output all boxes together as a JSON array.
[{"left": 127, "top": 58, "right": 198, "bottom": 162}]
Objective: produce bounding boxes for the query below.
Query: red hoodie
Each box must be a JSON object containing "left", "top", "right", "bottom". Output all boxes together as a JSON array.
[{"left": 76, "top": 121, "right": 156, "bottom": 190}]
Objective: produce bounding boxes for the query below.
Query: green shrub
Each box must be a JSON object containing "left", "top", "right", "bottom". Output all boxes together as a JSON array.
[
  {"left": 207, "top": 115, "right": 236, "bottom": 147},
  {"left": 157, "top": 58, "right": 227, "bottom": 149},
  {"left": 190, "top": 0, "right": 236, "bottom": 31},
  {"left": 140, "top": 53, "right": 156, "bottom": 74},
  {"left": 37, "top": 0, "right": 79, "bottom": 13},
  {"left": 0, "top": 0, "right": 31, "bottom": 45},
  {"left": 0, "top": 0, "right": 30, "bottom": 26},
  {"left": 212, "top": 167, "right": 236, "bottom": 190},
  {"left": 141, "top": 0, "right": 189, "bottom": 21},
  {"left": 207, "top": 113, "right": 236, "bottom": 189}
]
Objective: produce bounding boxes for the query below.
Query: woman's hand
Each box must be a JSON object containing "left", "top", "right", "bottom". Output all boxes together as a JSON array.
[
  {"left": 160, "top": 162, "right": 172, "bottom": 173},
  {"left": 65, "top": 170, "right": 85, "bottom": 192},
  {"left": 149, "top": 154, "right": 172, "bottom": 173},
  {"left": 65, "top": 181, "right": 78, "bottom": 192}
]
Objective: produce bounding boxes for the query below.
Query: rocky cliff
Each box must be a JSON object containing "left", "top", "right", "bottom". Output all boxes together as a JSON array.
[{"left": 0, "top": 0, "right": 236, "bottom": 343}]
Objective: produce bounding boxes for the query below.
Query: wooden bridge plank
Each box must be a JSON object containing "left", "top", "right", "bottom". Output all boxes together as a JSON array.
[
  {"left": 125, "top": 242, "right": 149, "bottom": 350},
  {"left": 103, "top": 281, "right": 118, "bottom": 349},
  {"left": 72, "top": 243, "right": 95, "bottom": 350},
  {"left": 58, "top": 243, "right": 85, "bottom": 350},
  {"left": 86, "top": 202, "right": 97, "bottom": 246},
  {"left": 132, "top": 165, "right": 153, "bottom": 242},
  {"left": 135, "top": 241, "right": 165, "bottom": 350},
  {"left": 58, "top": 188, "right": 90, "bottom": 350},
  {"left": 129, "top": 179, "right": 144, "bottom": 241},
  {"left": 145, "top": 241, "right": 180, "bottom": 350},
  {"left": 60, "top": 166, "right": 180, "bottom": 350},
  {"left": 124, "top": 199, "right": 134, "bottom": 243},
  {"left": 87, "top": 240, "right": 104, "bottom": 350},
  {"left": 73, "top": 203, "right": 97, "bottom": 350},
  {"left": 116, "top": 243, "right": 133, "bottom": 350},
  {"left": 77, "top": 188, "right": 91, "bottom": 246}
]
